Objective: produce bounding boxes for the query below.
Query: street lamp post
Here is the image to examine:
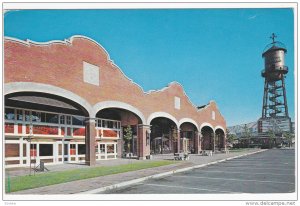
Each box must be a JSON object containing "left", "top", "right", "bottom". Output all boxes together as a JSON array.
[{"left": 24, "top": 123, "right": 33, "bottom": 176}]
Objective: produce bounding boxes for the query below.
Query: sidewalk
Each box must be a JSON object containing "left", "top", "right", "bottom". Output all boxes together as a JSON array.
[
  {"left": 8, "top": 149, "right": 264, "bottom": 195},
  {"left": 6, "top": 157, "right": 143, "bottom": 178}
]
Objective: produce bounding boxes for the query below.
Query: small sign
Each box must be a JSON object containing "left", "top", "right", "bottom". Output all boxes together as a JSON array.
[
  {"left": 83, "top": 61, "right": 100, "bottom": 86},
  {"left": 174, "top": 96, "right": 181, "bottom": 110}
]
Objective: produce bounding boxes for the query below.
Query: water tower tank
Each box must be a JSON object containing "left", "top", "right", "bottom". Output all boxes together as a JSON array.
[{"left": 261, "top": 41, "right": 288, "bottom": 81}]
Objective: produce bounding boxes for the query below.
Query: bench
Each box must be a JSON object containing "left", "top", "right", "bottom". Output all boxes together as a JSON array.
[
  {"left": 34, "top": 161, "right": 49, "bottom": 172},
  {"left": 174, "top": 153, "right": 189, "bottom": 160},
  {"left": 201, "top": 150, "right": 213, "bottom": 156},
  {"left": 221, "top": 149, "right": 230, "bottom": 154},
  {"left": 126, "top": 153, "right": 134, "bottom": 158}
]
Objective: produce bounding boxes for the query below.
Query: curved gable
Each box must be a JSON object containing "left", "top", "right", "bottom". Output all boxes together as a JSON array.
[{"left": 4, "top": 35, "right": 226, "bottom": 130}]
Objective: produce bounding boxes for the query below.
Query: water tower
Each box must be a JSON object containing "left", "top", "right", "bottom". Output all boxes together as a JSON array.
[{"left": 258, "top": 33, "right": 292, "bottom": 134}]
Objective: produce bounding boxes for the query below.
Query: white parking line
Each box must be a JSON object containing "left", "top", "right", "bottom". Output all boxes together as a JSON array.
[
  {"left": 235, "top": 159, "right": 295, "bottom": 161},
  {"left": 219, "top": 164, "right": 295, "bottom": 169},
  {"left": 191, "top": 170, "right": 295, "bottom": 176},
  {"left": 221, "top": 164, "right": 294, "bottom": 168},
  {"left": 230, "top": 160, "right": 295, "bottom": 162},
  {"left": 225, "top": 160, "right": 294, "bottom": 164},
  {"left": 174, "top": 175, "right": 295, "bottom": 185},
  {"left": 206, "top": 166, "right": 294, "bottom": 171},
  {"left": 144, "top": 183, "right": 239, "bottom": 194}
]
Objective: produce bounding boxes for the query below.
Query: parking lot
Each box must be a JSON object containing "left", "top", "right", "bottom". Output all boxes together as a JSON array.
[{"left": 104, "top": 149, "right": 295, "bottom": 194}]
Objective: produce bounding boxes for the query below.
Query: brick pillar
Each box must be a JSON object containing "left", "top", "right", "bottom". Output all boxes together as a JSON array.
[
  {"left": 117, "top": 129, "right": 124, "bottom": 158},
  {"left": 194, "top": 131, "right": 200, "bottom": 154},
  {"left": 117, "top": 139, "right": 123, "bottom": 158},
  {"left": 224, "top": 133, "right": 227, "bottom": 150},
  {"left": 199, "top": 132, "right": 203, "bottom": 152},
  {"left": 213, "top": 132, "right": 216, "bottom": 153},
  {"left": 137, "top": 124, "right": 150, "bottom": 160},
  {"left": 85, "top": 119, "right": 96, "bottom": 166},
  {"left": 177, "top": 129, "right": 181, "bottom": 153}
]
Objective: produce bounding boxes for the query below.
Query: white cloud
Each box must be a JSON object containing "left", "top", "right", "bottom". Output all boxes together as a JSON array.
[{"left": 248, "top": 15, "right": 257, "bottom": 20}]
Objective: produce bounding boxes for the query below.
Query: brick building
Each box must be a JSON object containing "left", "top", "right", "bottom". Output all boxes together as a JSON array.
[{"left": 4, "top": 35, "right": 226, "bottom": 168}]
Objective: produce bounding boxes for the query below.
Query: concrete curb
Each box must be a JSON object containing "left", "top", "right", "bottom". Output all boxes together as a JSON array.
[{"left": 79, "top": 149, "right": 268, "bottom": 194}]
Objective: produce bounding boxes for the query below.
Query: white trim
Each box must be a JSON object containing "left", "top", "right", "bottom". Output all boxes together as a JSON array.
[
  {"left": 4, "top": 139, "right": 119, "bottom": 168},
  {"left": 92, "top": 101, "right": 146, "bottom": 124},
  {"left": 6, "top": 105, "right": 77, "bottom": 116},
  {"left": 199, "top": 122, "right": 214, "bottom": 131},
  {"left": 5, "top": 35, "right": 110, "bottom": 56},
  {"left": 75, "top": 144, "right": 79, "bottom": 162},
  {"left": 104, "top": 143, "right": 108, "bottom": 159},
  {"left": 147, "top": 112, "right": 179, "bottom": 128},
  {"left": 19, "top": 138, "right": 23, "bottom": 165},
  {"left": 4, "top": 140, "right": 21, "bottom": 144},
  {"left": 100, "top": 137, "right": 120, "bottom": 140},
  {"left": 26, "top": 141, "right": 30, "bottom": 166},
  {"left": 5, "top": 107, "right": 88, "bottom": 138},
  {"left": 5, "top": 157, "right": 26, "bottom": 161},
  {"left": 4, "top": 82, "right": 93, "bottom": 117},
  {"left": 178, "top": 118, "right": 199, "bottom": 131},
  {"left": 68, "top": 143, "right": 71, "bottom": 162}
]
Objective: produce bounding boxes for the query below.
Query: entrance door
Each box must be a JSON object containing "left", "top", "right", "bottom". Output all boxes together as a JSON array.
[
  {"left": 63, "top": 142, "right": 77, "bottom": 163},
  {"left": 173, "top": 140, "right": 178, "bottom": 153},
  {"left": 96, "top": 142, "right": 117, "bottom": 160},
  {"left": 132, "top": 136, "right": 138, "bottom": 156},
  {"left": 63, "top": 142, "right": 85, "bottom": 163},
  {"left": 96, "top": 143, "right": 106, "bottom": 160},
  {"left": 181, "top": 138, "right": 189, "bottom": 153},
  {"left": 63, "top": 142, "right": 69, "bottom": 163}
]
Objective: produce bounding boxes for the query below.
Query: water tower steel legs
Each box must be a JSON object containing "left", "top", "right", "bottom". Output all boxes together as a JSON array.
[
  {"left": 282, "top": 77, "right": 289, "bottom": 117},
  {"left": 262, "top": 76, "right": 288, "bottom": 118}
]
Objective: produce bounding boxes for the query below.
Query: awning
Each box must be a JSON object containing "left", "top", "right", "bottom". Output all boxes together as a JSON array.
[{"left": 8, "top": 96, "right": 78, "bottom": 110}]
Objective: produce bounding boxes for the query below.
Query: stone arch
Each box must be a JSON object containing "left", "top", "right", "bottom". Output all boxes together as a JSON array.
[
  {"left": 199, "top": 122, "right": 214, "bottom": 132},
  {"left": 179, "top": 118, "right": 199, "bottom": 154},
  {"left": 147, "top": 112, "right": 179, "bottom": 128},
  {"left": 215, "top": 126, "right": 226, "bottom": 150},
  {"left": 4, "top": 82, "right": 93, "bottom": 116},
  {"left": 200, "top": 122, "right": 215, "bottom": 151},
  {"left": 214, "top": 125, "right": 226, "bottom": 133},
  {"left": 179, "top": 118, "right": 199, "bottom": 131},
  {"left": 148, "top": 112, "right": 179, "bottom": 154},
  {"left": 92, "top": 101, "right": 146, "bottom": 124}
]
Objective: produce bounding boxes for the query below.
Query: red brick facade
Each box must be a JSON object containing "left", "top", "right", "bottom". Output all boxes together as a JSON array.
[{"left": 4, "top": 36, "right": 226, "bottom": 164}]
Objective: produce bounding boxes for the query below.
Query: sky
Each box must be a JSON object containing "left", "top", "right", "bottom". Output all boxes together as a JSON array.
[{"left": 4, "top": 8, "right": 295, "bottom": 126}]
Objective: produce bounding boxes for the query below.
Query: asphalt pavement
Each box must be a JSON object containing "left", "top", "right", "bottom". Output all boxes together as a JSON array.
[{"left": 104, "top": 149, "right": 295, "bottom": 194}]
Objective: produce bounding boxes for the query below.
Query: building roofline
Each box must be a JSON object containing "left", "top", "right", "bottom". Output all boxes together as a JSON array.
[{"left": 4, "top": 35, "right": 220, "bottom": 116}]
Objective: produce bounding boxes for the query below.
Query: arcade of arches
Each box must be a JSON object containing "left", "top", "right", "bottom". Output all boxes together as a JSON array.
[{"left": 4, "top": 91, "right": 226, "bottom": 168}]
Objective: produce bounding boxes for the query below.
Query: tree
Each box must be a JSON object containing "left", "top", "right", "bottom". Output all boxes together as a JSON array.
[
  {"left": 123, "top": 125, "right": 133, "bottom": 153},
  {"left": 242, "top": 124, "right": 251, "bottom": 148},
  {"left": 267, "top": 129, "right": 276, "bottom": 148},
  {"left": 283, "top": 132, "right": 294, "bottom": 148},
  {"left": 226, "top": 129, "right": 236, "bottom": 144}
]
